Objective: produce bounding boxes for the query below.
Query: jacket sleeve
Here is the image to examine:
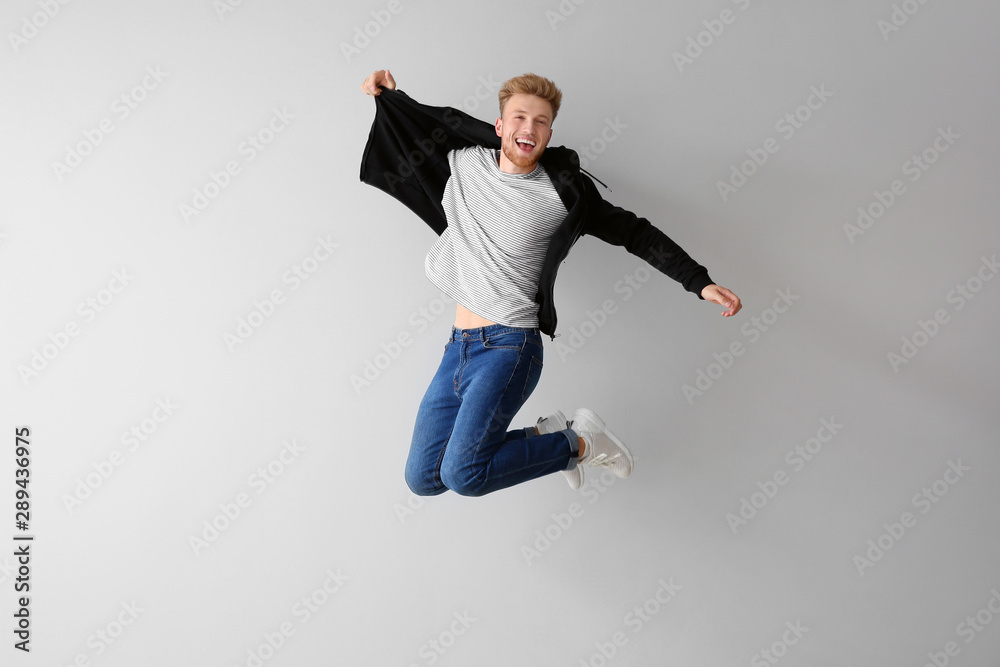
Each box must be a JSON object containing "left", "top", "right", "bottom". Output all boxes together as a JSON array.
[
  {"left": 359, "top": 87, "right": 500, "bottom": 236},
  {"left": 580, "top": 173, "right": 714, "bottom": 298}
]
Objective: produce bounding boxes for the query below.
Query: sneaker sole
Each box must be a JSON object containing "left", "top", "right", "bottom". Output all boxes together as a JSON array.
[{"left": 562, "top": 465, "right": 583, "bottom": 490}]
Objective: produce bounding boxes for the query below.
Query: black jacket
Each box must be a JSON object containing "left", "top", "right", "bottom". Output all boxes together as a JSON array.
[{"left": 359, "top": 86, "right": 715, "bottom": 341}]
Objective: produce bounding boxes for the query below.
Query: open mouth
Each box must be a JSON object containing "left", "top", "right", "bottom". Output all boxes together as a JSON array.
[{"left": 514, "top": 136, "right": 536, "bottom": 153}]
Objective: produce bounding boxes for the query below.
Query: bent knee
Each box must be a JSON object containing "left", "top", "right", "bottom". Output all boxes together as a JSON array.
[
  {"left": 439, "top": 465, "right": 489, "bottom": 497},
  {"left": 448, "top": 480, "right": 489, "bottom": 497},
  {"left": 405, "top": 468, "right": 446, "bottom": 497}
]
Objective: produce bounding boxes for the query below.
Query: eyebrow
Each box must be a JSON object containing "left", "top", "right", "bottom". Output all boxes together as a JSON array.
[{"left": 510, "top": 108, "right": 550, "bottom": 121}]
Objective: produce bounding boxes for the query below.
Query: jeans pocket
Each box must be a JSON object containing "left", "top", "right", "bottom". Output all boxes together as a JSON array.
[
  {"left": 524, "top": 333, "right": 543, "bottom": 351},
  {"left": 483, "top": 331, "right": 524, "bottom": 350}
]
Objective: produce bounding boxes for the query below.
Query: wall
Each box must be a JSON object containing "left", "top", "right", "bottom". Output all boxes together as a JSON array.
[{"left": 3, "top": 0, "right": 999, "bottom": 665}]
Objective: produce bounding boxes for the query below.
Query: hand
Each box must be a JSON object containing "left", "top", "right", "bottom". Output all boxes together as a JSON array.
[
  {"left": 361, "top": 69, "right": 396, "bottom": 96},
  {"left": 701, "top": 284, "right": 742, "bottom": 317}
]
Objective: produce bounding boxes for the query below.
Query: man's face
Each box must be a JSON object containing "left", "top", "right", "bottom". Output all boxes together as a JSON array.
[{"left": 495, "top": 93, "right": 554, "bottom": 173}]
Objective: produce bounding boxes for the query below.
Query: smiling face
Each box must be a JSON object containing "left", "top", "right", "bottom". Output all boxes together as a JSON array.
[{"left": 495, "top": 93, "right": 554, "bottom": 174}]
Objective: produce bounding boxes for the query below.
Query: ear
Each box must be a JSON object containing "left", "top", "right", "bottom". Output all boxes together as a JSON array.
[{"left": 495, "top": 117, "right": 502, "bottom": 137}]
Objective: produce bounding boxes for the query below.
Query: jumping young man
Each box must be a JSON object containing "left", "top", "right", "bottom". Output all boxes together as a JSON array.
[{"left": 359, "top": 69, "right": 741, "bottom": 497}]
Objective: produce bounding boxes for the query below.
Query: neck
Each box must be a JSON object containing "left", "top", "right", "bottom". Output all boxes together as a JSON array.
[{"left": 497, "top": 149, "right": 536, "bottom": 175}]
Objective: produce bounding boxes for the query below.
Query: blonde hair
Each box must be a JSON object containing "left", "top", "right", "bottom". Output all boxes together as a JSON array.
[{"left": 499, "top": 73, "right": 562, "bottom": 124}]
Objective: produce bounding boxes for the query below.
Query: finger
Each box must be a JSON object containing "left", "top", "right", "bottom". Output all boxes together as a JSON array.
[
  {"left": 716, "top": 287, "right": 737, "bottom": 305},
  {"left": 726, "top": 292, "right": 741, "bottom": 313},
  {"left": 713, "top": 289, "right": 734, "bottom": 316}
]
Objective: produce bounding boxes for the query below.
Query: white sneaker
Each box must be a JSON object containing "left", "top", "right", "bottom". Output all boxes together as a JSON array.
[
  {"left": 569, "top": 408, "right": 633, "bottom": 478},
  {"left": 535, "top": 411, "right": 584, "bottom": 490}
]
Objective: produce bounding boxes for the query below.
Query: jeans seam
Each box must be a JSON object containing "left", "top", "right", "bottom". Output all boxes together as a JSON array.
[
  {"left": 472, "top": 342, "right": 524, "bottom": 463},
  {"left": 522, "top": 356, "right": 543, "bottom": 404},
  {"left": 431, "top": 427, "right": 454, "bottom": 489},
  {"left": 477, "top": 451, "right": 571, "bottom": 485}
]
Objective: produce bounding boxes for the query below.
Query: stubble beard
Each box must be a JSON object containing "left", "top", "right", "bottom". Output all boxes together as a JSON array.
[{"left": 501, "top": 135, "right": 540, "bottom": 170}]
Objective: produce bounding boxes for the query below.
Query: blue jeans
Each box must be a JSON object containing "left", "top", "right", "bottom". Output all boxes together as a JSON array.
[{"left": 406, "top": 323, "right": 579, "bottom": 497}]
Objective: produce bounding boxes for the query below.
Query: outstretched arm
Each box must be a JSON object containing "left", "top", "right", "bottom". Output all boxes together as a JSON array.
[{"left": 581, "top": 174, "right": 742, "bottom": 317}]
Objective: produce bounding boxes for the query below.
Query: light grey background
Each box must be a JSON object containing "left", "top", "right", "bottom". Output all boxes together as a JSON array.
[{"left": 3, "top": 0, "right": 999, "bottom": 665}]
